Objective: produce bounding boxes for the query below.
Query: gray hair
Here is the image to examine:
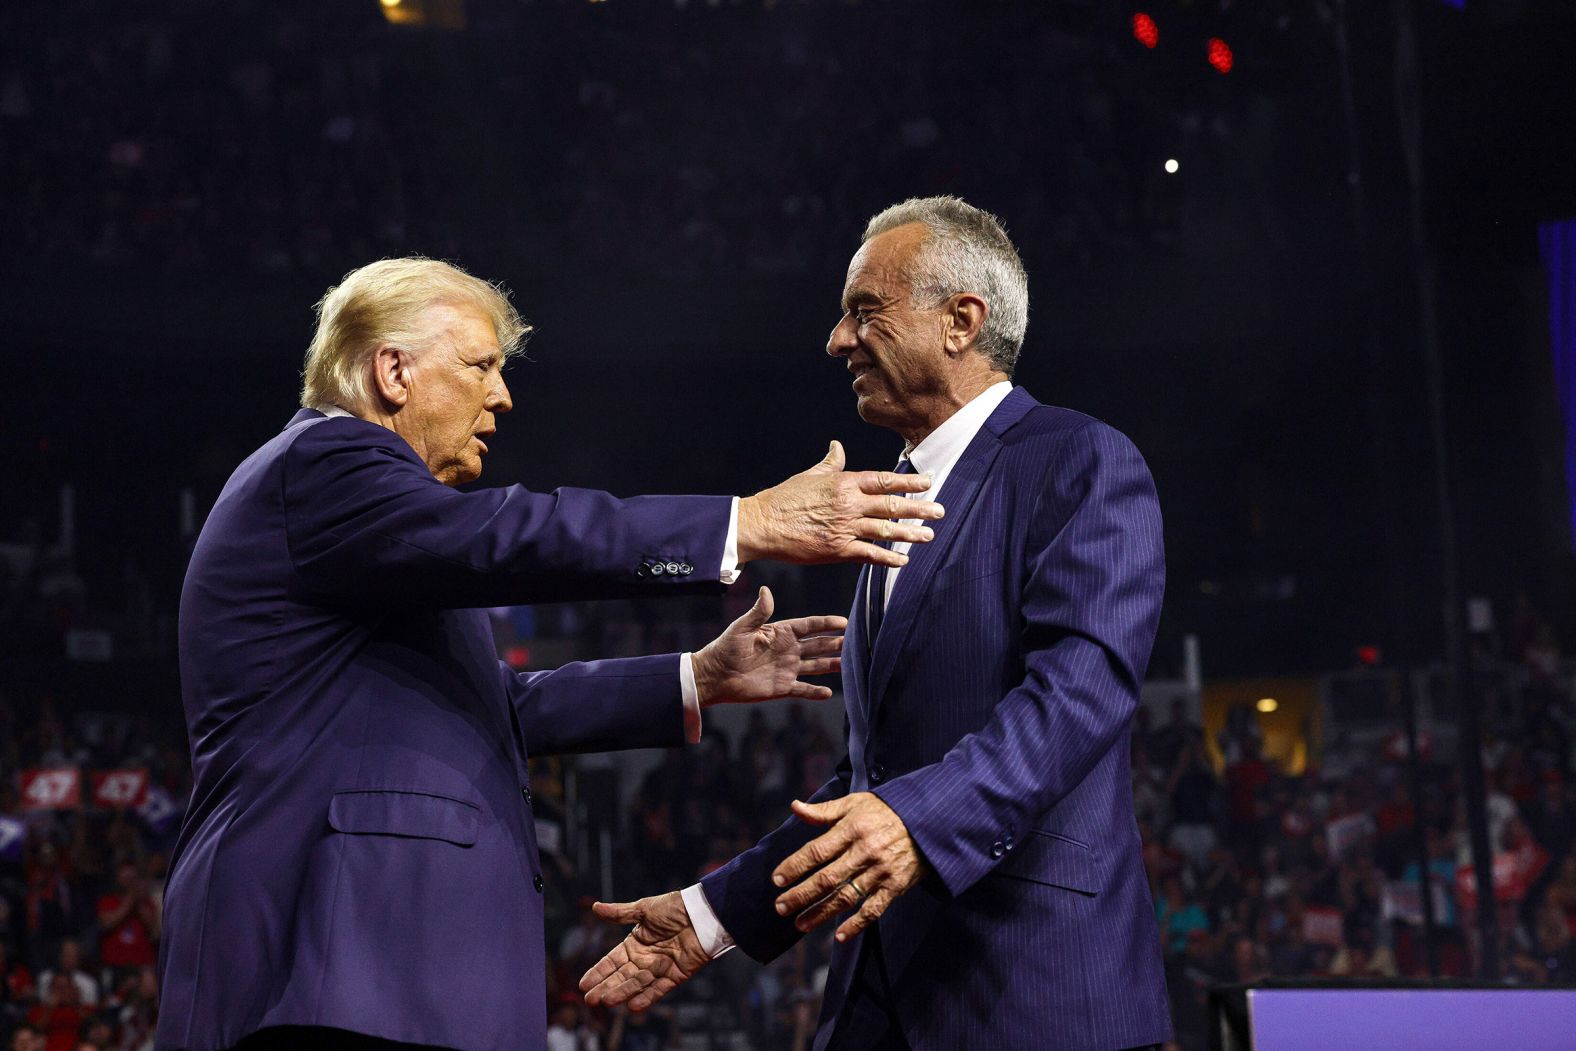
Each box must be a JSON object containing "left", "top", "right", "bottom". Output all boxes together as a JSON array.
[{"left": 862, "top": 196, "right": 1029, "bottom": 375}]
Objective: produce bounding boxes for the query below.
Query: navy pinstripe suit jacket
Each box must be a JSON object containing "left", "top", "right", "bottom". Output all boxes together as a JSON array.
[{"left": 701, "top": 388, "right": 1172, "bottom": 1050}]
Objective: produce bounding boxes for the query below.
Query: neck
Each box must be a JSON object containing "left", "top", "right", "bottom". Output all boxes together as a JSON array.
[{"left": 896, "top": 370, "right": 1009, "bottom": 447}]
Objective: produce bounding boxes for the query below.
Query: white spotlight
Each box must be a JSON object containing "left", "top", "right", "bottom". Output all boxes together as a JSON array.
[{"left": 1164, "top": 158, "right": 1180, "bottom": 174}]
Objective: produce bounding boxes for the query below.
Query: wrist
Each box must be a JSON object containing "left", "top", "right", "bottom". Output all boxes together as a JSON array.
[
  {"left": 735, "top": 494, "right": 765, "bottom": 564},
  {"left": 691, "top": 645, "right": 724, "bottom": 708}
]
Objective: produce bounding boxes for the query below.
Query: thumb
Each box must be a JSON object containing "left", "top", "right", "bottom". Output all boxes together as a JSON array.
[
  {"left": 810, "top": 440, "right": 845, "bottom": 474},
  {"left": 592, "top": 900, "right": 645, "bottom": 926},
  {"left": 735, "top": 586, "right": 774, "bottom": 632},
  {"left": 792, "top": 796, "right": 852, "bottom": 825}
]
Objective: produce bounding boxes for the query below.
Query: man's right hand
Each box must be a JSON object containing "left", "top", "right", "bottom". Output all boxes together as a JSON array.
[
  {"left": 737, "top": 441, "right": 944, "bottom": 568},
  {"left": 579, "top": 891, "right": 709, "bottom": 1013}
]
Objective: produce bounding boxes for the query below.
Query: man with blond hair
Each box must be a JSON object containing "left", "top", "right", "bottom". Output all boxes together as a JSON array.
[{"left": 157, "top": 257, "right": 944, "bottom": 1051}]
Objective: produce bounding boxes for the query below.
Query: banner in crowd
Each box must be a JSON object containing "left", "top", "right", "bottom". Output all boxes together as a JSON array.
[
  {"left": 0, "top": 815, "right": 25, "bottom": 861},
  {"left": 20, "top": 767, "right": 82, "bottom": 810},
  {"left": 1325, "top": 812, "right": 1376, "bottom": 860},
  {"left": 90, "top": 769, "right": 150, "bottom": 809}
]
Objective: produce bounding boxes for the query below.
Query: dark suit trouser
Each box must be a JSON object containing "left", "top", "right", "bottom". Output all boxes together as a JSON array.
[
  {"left": 226, "top": 1027, "right": 445, "bottom": 1050},
  {"left": 827, "top": 929, "right": 1163, "bottom": 1051}
]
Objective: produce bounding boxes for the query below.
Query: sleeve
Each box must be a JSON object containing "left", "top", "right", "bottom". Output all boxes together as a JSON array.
[
  {"left": 871, "top": 420, "right": 1165, "bottom": 898},
  {"left": 281, "top": 418, "right": 733, "bottom": 608},
  {"left": 504, "top": 654, "right": 689, "bottom": 756},
  {"left": 698, "top": 722, "right": 853, "bottom": 963}
]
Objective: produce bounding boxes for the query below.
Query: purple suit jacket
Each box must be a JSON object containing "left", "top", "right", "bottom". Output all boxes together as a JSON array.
[
  {"left": 701, "top": 389, "right": 1171, "bottom": 1050},
  {"left": 158, "top": 410, "right": 732, "bottom": 1050}
]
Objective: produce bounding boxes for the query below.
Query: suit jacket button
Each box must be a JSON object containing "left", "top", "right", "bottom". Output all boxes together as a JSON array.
[
  {"left": 533, "top": 874, "right": 544, "bottom": 893},
  {"left": 651, "top": 562, "right": 666, "bottom": 576},
  {"left": 991, "top": 841, "right": 1005, "bottom": 858},
  {"left": 678, "top": 563, "right": 693, "bottom": 575},
  {"left": 522, "top": 786, "right": 533, "bottom": 806},
  {"left": 870, "top": 764, "right": 886, "bottom": 784},
  {"left": 665, "top": 561, "right": 682, "bottom": 575}
]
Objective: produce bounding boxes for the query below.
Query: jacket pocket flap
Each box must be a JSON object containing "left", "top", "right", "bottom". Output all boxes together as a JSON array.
[
  {"left": 992, "top": 830, "right": 1099, "bottom": 895},
  {"left": 328, "top": 790, "right": 479, "bottom": 847}
]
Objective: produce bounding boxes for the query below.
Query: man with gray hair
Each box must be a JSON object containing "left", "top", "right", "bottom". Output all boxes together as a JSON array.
[
  {"left": 584, "top": 198, "right": 1171, "bottom": 1050},
  {"left": 157, "top": 257, "right": 946, "bottom": 1050}
]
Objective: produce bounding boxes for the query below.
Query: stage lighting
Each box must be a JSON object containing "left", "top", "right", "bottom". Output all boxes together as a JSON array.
[
  {"left": 1132, "top": 13, "right": 1159, "bottom": 49},
  {"left": 1256, "top": 697, "right": 1278, "bottom": 713},
  {"left": 380, "top": 0, "right": 400, "bottom": 7},
  {"left": 1164, "top": 158, "right": 1179, "bottom": 174},
  {"left": 1207, "top": 37, "right": 1233, "bottom": 74}
]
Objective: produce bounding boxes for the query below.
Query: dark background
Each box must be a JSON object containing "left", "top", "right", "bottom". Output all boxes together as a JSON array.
[{"left": 3, "top": 0, "right": 1572, "bottom": 678}]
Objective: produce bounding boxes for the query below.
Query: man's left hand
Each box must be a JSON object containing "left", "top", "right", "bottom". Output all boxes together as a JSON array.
[
  {"left": 692, "top": 587, "right": 845, "bottom": 706},
  {"left": 771, "top": 793, "right": 928, "bottom": 942}
]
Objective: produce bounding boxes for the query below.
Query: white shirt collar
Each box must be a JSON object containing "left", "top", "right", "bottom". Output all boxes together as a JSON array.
[
  {"left": 318, "top": 405, "right": 354, "bottom": 419},
  {"left": 902, "top": 381, "right": 1013, "bottom": 478}
]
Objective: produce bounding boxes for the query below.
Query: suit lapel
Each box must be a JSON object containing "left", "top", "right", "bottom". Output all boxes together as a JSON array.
[
  {"left": 865, "top": 387, "right": 1037, "bottom": 715},
  {"left": 841, "top": 563, "right": 872, "bottom": 731}
]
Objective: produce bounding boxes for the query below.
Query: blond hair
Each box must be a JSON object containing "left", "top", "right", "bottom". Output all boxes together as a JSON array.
[{"left": 300, "top": 257, "right": 531, "bottom": 412}]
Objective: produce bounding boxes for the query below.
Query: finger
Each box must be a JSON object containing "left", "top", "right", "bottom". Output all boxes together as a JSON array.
[
  {"left": 784, "top": 615, "right": 848, "bottom": 637},
  {"left": 796, "top": 635, "right": 842, "bottom": 659},
  {"left": 790, "top": 796, "right": 854, "bottom": 826},
  {"left": 776, "top": 854, "right": 864, "bottom": 916},
  {"left": 785, "top": 682, "right": 835, "bottom": 700},
  {"left": 591, "top": 900, "right": 644, "bottom": 925},
  {"left": 856, "top": 470, "right": 936, "bottom": 496},
  {"left": 735, "top": 586, "right": 773, "bottom": 631},
  {"left": 852, "top": 518, "right": 937, "bottom": 546},
  {"left": 579, "top": 941, "right": 632, "bottom": 993},
  {"left": 773, "top": 819, "right": 855, "bottom": 886},
  {"left": 628, "top": 974, "right": 683, "bottom": 1013},
  {"left": 793, "top": 879, "right": 867, "bottom": 933},
  {"left": 813, "top": 440, "right": 845, "bottom": 473},
  {"left": 861, "top": 491, "right": 946, "bottom": 523},
  {"left": 834, "top": 888, "right": 893, "bottom": 943},
  {"left": 796, "top": 657, "right": 840, "bottom": 677},
  {"left": 842, "top": 540, "right": 910, "bottom": 568}
]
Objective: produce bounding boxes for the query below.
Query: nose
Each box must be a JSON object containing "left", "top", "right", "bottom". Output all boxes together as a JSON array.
[
  {"left": 489, "top": 375, "right": 513, "bottom": 414},
  {"left": 826, "top": 311, "right": 856, "bottom": 358}
]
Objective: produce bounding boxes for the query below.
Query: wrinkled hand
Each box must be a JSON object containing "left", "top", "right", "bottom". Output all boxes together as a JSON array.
[
  {"left": 772, "top": 793, "right": 928, "bottom": 942},
  {"left": 580, "top": 891, "right": 709, "bottom": 1013},
  {"left": 692, "top": 587, "right": 845, "bottom": 706},
  {"left": 737, "top": 441, "right": 944, "bottom": 568}
]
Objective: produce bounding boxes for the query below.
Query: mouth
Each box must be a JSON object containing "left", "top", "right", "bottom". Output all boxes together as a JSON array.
[
  {"left": 848, "top": 364, "right": 873, "bottom": 388},
  {"left": 474, "top": 431, "right": 494, "bottom": 454}
]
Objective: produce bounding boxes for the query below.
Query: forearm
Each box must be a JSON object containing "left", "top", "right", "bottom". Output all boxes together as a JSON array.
[
  {"left": 509, "top": 655, "right": 688, "bottom": 755},
  {"left": 699, "top": 771, "right": 850, "bottom": 963}
]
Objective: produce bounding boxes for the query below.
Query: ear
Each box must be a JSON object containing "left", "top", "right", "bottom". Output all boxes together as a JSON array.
[
  {"left": 370, "top": 344, "right": 410, "bottom": 408},
  {"left": 943, "top": 292, "right": 988, "bottom": 358}
]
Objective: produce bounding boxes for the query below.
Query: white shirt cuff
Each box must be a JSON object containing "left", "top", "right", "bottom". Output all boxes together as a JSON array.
[
  {"left": 680, "top": 883, "right": 735, "bottom": 960},
  {"left": 720, "top": 496, "right": 741, "bottom": 584},
  {"left": 678, "top": 653, "right": 703, "bottom": 744}
]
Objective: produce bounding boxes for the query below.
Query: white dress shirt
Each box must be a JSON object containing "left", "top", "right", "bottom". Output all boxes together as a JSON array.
[
  {"left": 682, "top": 381, "right": 1014, "bottom": 958},
  {"left": 316, "top": 404, "right": 740, "bottom": 744}
]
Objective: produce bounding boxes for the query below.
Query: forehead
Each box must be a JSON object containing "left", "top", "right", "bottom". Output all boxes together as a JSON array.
[
  {"left": 842, "top": 223, "right": 927, "bottom": 301},
  {"left": 415, "top": 302, "right": 500, "bottom": 356}
]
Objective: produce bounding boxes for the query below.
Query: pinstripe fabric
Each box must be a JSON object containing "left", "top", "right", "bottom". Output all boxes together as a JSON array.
[{"left": 701, "top": 388, "right": 1171, "bottom": 1050}]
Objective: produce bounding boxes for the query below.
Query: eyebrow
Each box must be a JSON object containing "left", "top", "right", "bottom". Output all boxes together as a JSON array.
[{"left": 841, "top": 289, "right": 879, "bottom": 313}]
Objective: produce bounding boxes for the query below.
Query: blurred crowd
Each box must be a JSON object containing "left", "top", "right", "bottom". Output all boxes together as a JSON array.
[
  {"left": 2, "top": 601, "right": 1574, "bottom": 1049},
  {"left": 1137, "top": 605, "right": 1576, "bottom": 1050},
  {"left": 0, "top": 0, "right": 1190, "bottom": 285}
]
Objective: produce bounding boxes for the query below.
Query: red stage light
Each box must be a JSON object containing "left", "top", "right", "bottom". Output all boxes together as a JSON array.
[
  {"left": 505, "top": 644, "right": 531, "bottom": 669},
  {"left": 1207, "top": 37, "right": 1234, "bottom": 74},
  {"left": 1356, "top": 645, "right": 1382, "bottom": 666},
  {"left": 1132, "top": 13, "right": 1159, "bottom": 49}
]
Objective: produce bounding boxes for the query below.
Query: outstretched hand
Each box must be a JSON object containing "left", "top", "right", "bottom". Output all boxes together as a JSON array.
[
  {"left": 772, "top": 793, "right": 928, "bottom": 943},
  {"left": 736, "top": 441, "right": 944, "bottom": 568},
  {"left": 579, "top": 891, "right": 709, "bottom": 1013},
  {"left": 691, "top": 586, "right": 845, "bottom": 706}
]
